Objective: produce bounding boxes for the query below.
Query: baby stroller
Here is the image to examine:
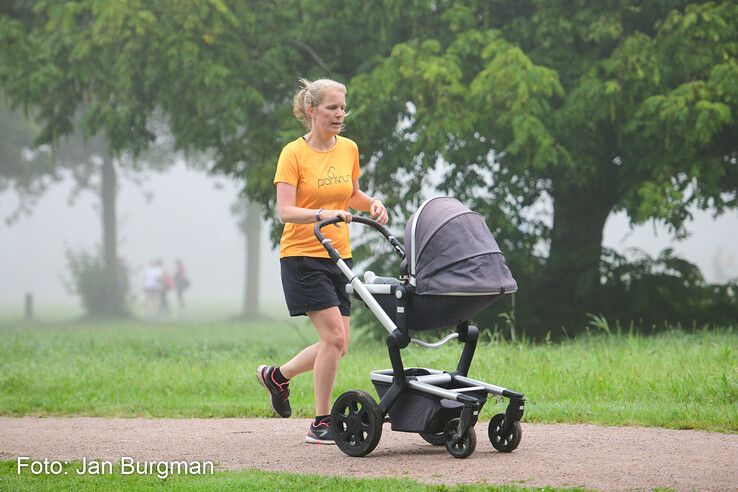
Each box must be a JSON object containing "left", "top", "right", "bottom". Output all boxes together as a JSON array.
[{"left": 314, "top": 196, "right": 525, "bottom": 459}]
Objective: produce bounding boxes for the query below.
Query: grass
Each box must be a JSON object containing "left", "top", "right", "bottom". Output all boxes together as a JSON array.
[
  {"left": 0, "top": 315, "right": 736, "bottom": 432},
  {"left": 0, "top": 460, "right": 581, "bottom": 491}
]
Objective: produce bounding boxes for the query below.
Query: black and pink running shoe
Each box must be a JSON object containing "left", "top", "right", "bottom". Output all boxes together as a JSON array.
[
  {"left": 305, "top": 419, "right": 334, "bottom": 445},
  {"left": 256, "top": 365, "right": 291, "bottom": 418}
]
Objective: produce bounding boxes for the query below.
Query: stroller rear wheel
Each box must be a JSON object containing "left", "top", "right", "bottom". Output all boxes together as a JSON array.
[
  {"left": 488, "top": 413, "right": 522, "bottom": 452},
  {"left": 444, "top": 418, "right": 476, "bottom": 459},
  {"left": 331, "top": 390, "right": 383, "bottom": 457}
]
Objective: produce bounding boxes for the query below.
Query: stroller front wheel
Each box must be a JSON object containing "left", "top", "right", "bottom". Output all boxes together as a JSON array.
[
  {"left": 488, "top": 413, "right": 522, "bottom": 452},
  {"left": 444, "top": 418, "right": 477, "bottom": 459},
  {"left": 331, "top": 390, "right": 383, "bottom": 457}
]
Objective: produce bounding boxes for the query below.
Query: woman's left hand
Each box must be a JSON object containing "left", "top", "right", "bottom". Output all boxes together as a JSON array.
[{"left": 370, "top": 198, "right": 388, "bottom": 225}]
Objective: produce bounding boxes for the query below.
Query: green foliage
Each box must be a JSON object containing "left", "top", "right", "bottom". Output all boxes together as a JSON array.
[
  {"left": 62, "top": 248, "right": 130, "bottom": 317},
  {"left": 347, "top": 1, "right": 738, "bottom": 334},
  {"left": 0, "top": 100, "right": 57, "bottom": 223}
]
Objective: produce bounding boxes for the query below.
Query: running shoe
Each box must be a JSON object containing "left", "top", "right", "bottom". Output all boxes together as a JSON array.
[
  {"left": 305, "top": 419, "right": 334, "bottom": 445},
  {"left": 256, "top": 365, "right": 291, "bottom": 418}
]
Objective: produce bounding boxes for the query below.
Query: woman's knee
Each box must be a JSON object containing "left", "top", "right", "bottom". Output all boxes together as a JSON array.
[{"left": 321, "top": 330, "right": 346, "bottom": 352}]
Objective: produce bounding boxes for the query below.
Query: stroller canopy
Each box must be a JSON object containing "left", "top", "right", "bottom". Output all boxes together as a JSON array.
[{"left": 404, "top": 197, "right": 517, "bottom": 296}]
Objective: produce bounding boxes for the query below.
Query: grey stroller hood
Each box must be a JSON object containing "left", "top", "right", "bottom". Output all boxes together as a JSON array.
[{"left": 404, "top": 197, "right": 518, "bottom": 295}]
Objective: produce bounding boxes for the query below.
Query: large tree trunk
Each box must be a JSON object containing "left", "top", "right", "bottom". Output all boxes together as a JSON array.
[
  {"left": 521, "top": 175, "right": 616, "bottom": 338},
  {"left": 243, "top": 199, "right": 261, "bottom": 319},
  {"left": 101, "top": 154, "right": 119, "bottom": 316}
]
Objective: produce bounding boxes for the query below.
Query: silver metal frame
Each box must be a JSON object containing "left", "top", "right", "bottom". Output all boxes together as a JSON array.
[
  {"left": 338, "top": 259, "right": 470, "bottom": 349},
  {"left": 370, "top": 367, "right": 516, "bottom": 402},
  {"left": 408, "top": 196, "right": 440, "bottom": 286}
]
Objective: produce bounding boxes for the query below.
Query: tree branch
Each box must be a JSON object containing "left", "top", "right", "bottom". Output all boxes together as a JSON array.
[{"left": 286, "top": 38, "right": 329, "bottom": 72}]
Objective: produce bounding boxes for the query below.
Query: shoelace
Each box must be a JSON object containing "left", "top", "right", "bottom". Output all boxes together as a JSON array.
[{"left": 268, "top": 369, "right": 290, "bottom": 402}]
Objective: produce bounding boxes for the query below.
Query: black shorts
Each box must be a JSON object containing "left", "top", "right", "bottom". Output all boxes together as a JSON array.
[{"left": 280, "top": 256, "right": 353, "bottom": 317}]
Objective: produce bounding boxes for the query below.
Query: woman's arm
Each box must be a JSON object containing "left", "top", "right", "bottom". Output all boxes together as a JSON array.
[
  {"left": 276, "top": 182, "right": 352, "bottom": 224},
  {"left": 348, "top": 180, "right": 388, "bottom": 225}
]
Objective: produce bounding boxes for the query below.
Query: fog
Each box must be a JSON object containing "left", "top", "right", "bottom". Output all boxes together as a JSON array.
[
  {"left": 0, "top": 161, "right": 284, "bottom": 316},
  {"left": 1, "top": 161, "right": 736, "bottom": 317}
]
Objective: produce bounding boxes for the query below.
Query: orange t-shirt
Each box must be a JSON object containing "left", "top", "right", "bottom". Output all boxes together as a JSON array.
[{"left": 273, "top": 136, "right": 360, "bottom": 258}]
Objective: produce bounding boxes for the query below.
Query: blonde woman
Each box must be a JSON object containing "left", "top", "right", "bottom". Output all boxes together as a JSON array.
[{"left": 257, "top": 78, "right": 388, "bottom": 444}]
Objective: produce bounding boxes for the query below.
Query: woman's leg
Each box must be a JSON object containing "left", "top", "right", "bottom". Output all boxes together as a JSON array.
[
  {"left": 279, "top": 342, "right": 319, "bottom": 380},
  {"left": 279, "top": 315, "right": 351, "bottom": 379},
  {"left": 341, "top": 315, "right": 350, "bottom": 358},
  {"left": 306, "top": 306, "right": 346, "bottom": 416}
]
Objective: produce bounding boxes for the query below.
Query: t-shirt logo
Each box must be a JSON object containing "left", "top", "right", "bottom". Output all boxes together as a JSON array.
[{"left": 318, "top": 165, "right": 351, "bottom": 188}]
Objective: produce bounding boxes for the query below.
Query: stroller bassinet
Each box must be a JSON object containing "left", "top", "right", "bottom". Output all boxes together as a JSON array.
[
  {"left": 361, "top": 196, "right": 517, "bottom": 330},
  {"left": 314, "top": 196, "right": 525, "bottom": 459}
]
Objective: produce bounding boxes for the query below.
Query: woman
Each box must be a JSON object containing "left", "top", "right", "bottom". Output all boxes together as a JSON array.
[
  {"left": 173, "top": 258, "right": 189, "bottom": 314},
  {"left": 257, "top": 78, "right": 388, "bottom": 445}
]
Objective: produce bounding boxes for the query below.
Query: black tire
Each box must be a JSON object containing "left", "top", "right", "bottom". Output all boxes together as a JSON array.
[
  {"left": 419, "top": 431, "right": 446, "bottom": 446},
  {"left": 331, "top": 390, "right": 383, "bottom": 457},
  {"left": 444, "top": 418, "right": 476, "bottom": 459},
  {"left": 488, "top": 413, "right": 522, "bottom": 452}
]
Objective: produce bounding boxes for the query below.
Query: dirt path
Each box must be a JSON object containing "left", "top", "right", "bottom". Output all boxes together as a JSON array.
[{"left": 1, "top": 417, "right": 736, "bottom": 490}]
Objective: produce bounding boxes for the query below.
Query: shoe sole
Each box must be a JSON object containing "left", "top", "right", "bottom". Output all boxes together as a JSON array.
[
  {"left": 305, "top": 435, "right": 335, "bottom": 445},
  {"left": 256, "top": 365, "right": 290, "bottom": 418}
]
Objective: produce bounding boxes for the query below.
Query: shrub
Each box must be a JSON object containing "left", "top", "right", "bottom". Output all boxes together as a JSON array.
[{"left": 62, "top": 247, "right": 130, "bottom": 317}]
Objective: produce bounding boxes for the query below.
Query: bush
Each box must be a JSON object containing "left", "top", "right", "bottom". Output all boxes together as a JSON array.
[
  {"left": 62, "top": 247, "right": 130, "bottom": 317},
  {"left": 599, "top": 247, "right": 738, "bottom": 330}
]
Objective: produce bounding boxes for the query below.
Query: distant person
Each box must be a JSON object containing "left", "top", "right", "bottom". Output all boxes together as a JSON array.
[
  {"left": 173, "top": 258, "right": 190, "bottom": 314},
  {"left": 143, "top": 259, "right": 164, "bottom": 317},
  {"left": 160, "top": 268, "right": 173, "bottom": 317},
  {"left": 257, "top": 78, "right": 388, "bottom": 445}
]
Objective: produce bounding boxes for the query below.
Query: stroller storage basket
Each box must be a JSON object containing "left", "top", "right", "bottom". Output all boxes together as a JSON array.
[{"left": 372, "top": 368, "right": 487, "bottom": 433}]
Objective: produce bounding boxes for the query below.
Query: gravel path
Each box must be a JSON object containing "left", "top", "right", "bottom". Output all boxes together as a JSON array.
[{"left": 1, "top": 417, "right": 736, "bottom": 490}]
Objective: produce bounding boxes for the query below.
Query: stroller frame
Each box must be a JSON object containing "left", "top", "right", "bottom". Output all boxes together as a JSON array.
[{"left": 315, "top": 216, "right": 525, "bottom": 459}]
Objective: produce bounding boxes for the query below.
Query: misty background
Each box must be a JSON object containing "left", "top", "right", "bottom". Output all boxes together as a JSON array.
[{"left": 2, "top": 160, "right": 736, "bottom": 318}]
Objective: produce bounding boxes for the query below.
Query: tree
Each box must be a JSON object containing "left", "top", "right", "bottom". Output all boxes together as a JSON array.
[
  {"left": 232, "top": 196, "right": 262, "bottom": 319},
  {"left": 0, "top": 0, "right": 432, "bottom": 318},
  {"left": 54, "top": 128, "right": 177, "bottom": 317},
  {"left": 346, "top": 1, "right": 738, "bottom": 335},
  {"left": 5, "top": 1, "right": 734, "bottom": 332},
  {"left": 0, "top": 3, "right": 183, "bottom": 316}
]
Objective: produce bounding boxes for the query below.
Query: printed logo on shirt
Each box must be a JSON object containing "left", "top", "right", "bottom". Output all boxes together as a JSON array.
[{"left": 318, "top": 166, "right": 351, "bottom": 188}]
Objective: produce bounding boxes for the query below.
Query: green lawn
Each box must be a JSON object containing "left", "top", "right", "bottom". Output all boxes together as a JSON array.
[
  {"left": 0, "top": 316, "right": 736, "bottom": 432},
  {"left": 0, "top": 460, "right": 581, "bottom": 491}
]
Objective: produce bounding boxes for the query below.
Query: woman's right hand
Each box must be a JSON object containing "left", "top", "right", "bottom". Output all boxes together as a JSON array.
[{"left": 326, "top": 209, "right": 352, "bottom": 226}]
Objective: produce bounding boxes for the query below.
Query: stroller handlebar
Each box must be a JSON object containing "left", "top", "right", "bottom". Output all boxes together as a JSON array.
[{"left": 313, "top": 216, "right": 406, "bottom": 261}]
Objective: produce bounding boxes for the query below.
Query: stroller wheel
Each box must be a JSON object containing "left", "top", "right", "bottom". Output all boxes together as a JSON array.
[
  {"left": 419, "top": 431, "right": 446, "bottom": 446},
  {"left": 331, "top": 390, "right": 383, "bottom": 457},
  {"left": 488, "top": 413, "right": 522, "bottom": 452},
  {"left": 444, "top": 418, "right": 476, "bottom": 459}
]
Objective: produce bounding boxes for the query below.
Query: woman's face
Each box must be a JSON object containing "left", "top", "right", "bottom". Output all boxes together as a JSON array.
[{"left": 309, "top": 89, "right": 346, "bottom": 135}]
